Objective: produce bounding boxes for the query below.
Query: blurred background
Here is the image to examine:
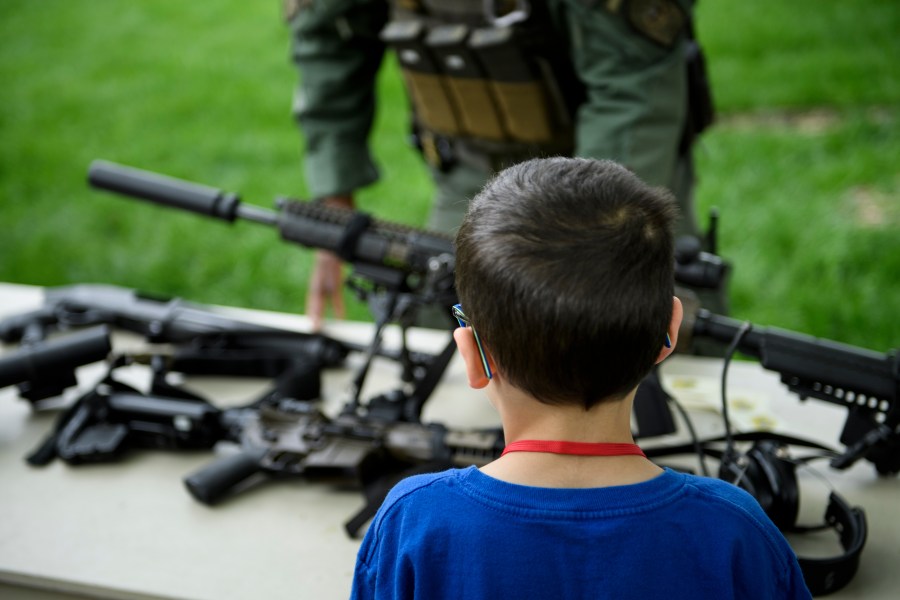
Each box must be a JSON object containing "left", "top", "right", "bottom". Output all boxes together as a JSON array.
[{"left": 1, "top": 0, "right": 897, "bottom": 351}]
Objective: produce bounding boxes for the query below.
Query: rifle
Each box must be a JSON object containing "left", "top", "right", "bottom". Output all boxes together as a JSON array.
[
  {"left": 183, "top": 395, "right": 503, "bottom": 537},
  {"left": 0, "top": 283, "right": 350, "bottom": 418},
  {"left": 690, "top": 309, "right": 900, "bottom": 475},
  {"left": 22, "top": 344, "right": 502, "bottom": 537},
  {"left": 26, "top": 377, "right": 227, "bottom": 467},
  {"left": 0, "top": 282, "right": 347, "bottom": 359},
  {"left": 174, "top": 309, "right": 900, "bottom": 525},
  {"left": 85, "top": 160, "right": 729, "bottom": 300},
  {"left": 24, "top": 338, "right": 335, "bottom": 465},
  {"left": 86, "top": 160, "right": 459, "bottom": 320},
  {"left": 83, "top": 160, "right": 729, "bottom": 423},
  {"left": 0, "top": 326, "right": 112, "bottom": 403},
  {"left": 86, "top": 160, "right": 471, "bottom": 414}
]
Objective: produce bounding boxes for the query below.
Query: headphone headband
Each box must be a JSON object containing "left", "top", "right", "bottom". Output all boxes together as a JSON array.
[{"left": 797, "top": 492, "right": 868, "bottom": 596}]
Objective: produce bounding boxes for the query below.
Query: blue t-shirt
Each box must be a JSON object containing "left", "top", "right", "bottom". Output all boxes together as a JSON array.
[{"left": 351, "top": 467, "right": 811, "bottom": 599}]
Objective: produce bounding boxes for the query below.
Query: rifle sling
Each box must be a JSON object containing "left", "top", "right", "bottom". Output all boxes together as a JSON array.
[{"left": 337, "top": 212, "right": 373, "bottom": 263}]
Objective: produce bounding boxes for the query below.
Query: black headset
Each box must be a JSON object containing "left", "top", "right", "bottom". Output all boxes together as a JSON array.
[
  {"left": 646, "top": 432, "right": 867, "bottom": 596},
  {"left": 716, "top": 436, "right": 868, "bottom": 596}
]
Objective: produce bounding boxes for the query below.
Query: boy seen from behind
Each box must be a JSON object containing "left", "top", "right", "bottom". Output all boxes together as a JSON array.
[{"left": 351, "top": 157, "right": 811, "bottom": 599}]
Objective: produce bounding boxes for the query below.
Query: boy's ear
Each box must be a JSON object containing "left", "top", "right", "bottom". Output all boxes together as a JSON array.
[
  {"left": 453, "top": 327, "right": 492, "bottom": 389},
  {"left": 655, "top": 296, "right": 684, "bottom": 364}
]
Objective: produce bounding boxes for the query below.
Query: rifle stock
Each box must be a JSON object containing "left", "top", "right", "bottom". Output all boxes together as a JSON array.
[
  {"left": 28, "top": 383, "right": 230, "bottom": 466},
  {"left": 692, "top": 309, "right": 900, "bottom": 473}
]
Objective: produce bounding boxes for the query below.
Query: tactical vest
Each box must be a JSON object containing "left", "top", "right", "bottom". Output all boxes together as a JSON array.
[{"left": 381, "top": 0, "right": 584, "bottom": 170}]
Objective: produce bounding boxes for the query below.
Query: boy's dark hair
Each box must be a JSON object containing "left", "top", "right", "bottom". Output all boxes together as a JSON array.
[{"left": 454, "top": 157, "right": 678, "bottom": 409}]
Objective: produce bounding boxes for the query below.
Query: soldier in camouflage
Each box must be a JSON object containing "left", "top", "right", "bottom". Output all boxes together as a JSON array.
[{"left": 284, "top": 0, "right": 714, "bottom": 329}]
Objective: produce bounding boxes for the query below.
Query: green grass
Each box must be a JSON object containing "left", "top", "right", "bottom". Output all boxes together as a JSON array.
[
  {"left": 697, "top": 2, "right": 900, "bottom": 109},
  {"left": 1, "top": 0, "right": 898, "bottom": 352},
  {"left": 694, "top": 111, "right": 899, "bottom": 345}
]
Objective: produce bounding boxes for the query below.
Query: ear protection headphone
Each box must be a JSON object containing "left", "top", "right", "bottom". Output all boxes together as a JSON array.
[
  {"left": 646, "top": 431, "right": 867, "bottom": 596},
  {"left": 716, "top": 437, "right": 868, "bottom": 596},
  {"left": 644, "top": 320, "right": 869, "bottom": 595}
]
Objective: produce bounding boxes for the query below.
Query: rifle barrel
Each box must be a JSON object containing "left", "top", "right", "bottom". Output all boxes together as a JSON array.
[{"left": 87, "top": 160, "right": 455, "bottom": 280}]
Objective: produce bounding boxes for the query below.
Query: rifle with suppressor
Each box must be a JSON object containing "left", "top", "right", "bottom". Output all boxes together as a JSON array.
[
  {"left": 86, "top": 160, "right": 459, "bottom": 320},
  {"left": 85, "top": 161, "right": 729, "bottom": 298},
  {"left": 86, "top": 160, "right": 472, "bottom": 413},
  {"left": 689, "top": 309, "right": 900, "bottom": 475}
]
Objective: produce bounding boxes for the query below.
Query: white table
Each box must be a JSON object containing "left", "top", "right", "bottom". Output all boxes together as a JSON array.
[{"left": 0, "top": 283, "right": 897, "bottom": 599}]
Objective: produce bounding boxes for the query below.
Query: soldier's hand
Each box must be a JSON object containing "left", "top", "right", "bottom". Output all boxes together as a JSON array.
[
  {"left": 306, "top": 249, "right": 346, "bottom": 332},
  {"left": 305, "top": 195, "right": 353, "bottom": 331}
]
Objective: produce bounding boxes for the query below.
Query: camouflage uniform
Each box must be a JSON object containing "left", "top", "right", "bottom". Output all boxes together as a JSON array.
[{"left": 286, "top": 0, "right": 707, "bottom": 239}]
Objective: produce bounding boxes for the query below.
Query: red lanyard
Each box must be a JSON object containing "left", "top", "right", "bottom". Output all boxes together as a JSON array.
[{"left": 501, "top": 440, "right": 646, "bottom": 458}]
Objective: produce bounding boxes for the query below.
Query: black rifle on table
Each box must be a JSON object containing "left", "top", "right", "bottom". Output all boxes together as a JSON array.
[
  {"left": 20, "top": 342, "right": 503, "bottom": 538},
  {"left": 24, "top": 367, "right": 228, "bottom": 467},
  {"left": 684, "top": 310, "right": 900, "bottom": 475},
  {"left": 19, "top": 329, "right": 340, "bottom": 464},
  {"left": 0, "top": 283, "right": 349, "bottom": 409},
  {"left": 15, "top": 309, "right": 897, "bottom": 540},
  {"left": 184, "top": 391, "right": 504, "bottom": 538},
  {"left": 0, "top": 283, "right": 348, "bottom": 370}
]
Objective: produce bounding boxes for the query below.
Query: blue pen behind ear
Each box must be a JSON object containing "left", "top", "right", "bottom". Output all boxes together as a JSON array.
[
  {"left": 451, "top": 304, "right": 493, "bottom": 379},
  {"left": 665, "top": 333, "right": 672, "bottom": 349}
]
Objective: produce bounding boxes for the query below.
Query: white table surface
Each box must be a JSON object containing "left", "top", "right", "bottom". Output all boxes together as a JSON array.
[{"left": 0, "top": 283, "right": 897, "bottom": 599}]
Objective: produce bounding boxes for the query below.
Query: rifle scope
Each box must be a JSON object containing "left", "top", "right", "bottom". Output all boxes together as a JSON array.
[{"left": 0, "top": 326, "right": 112, "bottom": 402}]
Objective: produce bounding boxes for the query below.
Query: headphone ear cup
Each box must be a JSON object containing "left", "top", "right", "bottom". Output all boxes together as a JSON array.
[
  {"left": 719, "top": 441, "right": 800, "bottom": 531},
  {"left": 748, "top": 441, "right": 800, "bottom": 530}
]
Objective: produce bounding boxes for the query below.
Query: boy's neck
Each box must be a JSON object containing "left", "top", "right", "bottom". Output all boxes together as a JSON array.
[
  {"left": 481, "top": 384, "right": 663, "bottom": 488},
  {"left": 494, "top": 385, "right": 637, "bottom": 445}
]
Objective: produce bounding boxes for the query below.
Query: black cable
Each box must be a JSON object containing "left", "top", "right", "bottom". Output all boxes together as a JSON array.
[
  {"left": 667, "top": 393, "right": 710, "bottom": 476},
  {"left": 720, "top": 321, "right": 753, "bottom": 460}
]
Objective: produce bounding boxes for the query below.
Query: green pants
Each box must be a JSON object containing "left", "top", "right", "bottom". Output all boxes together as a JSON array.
[{"left": 423, "top": 0, "right": 700, "bottom": 241}]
